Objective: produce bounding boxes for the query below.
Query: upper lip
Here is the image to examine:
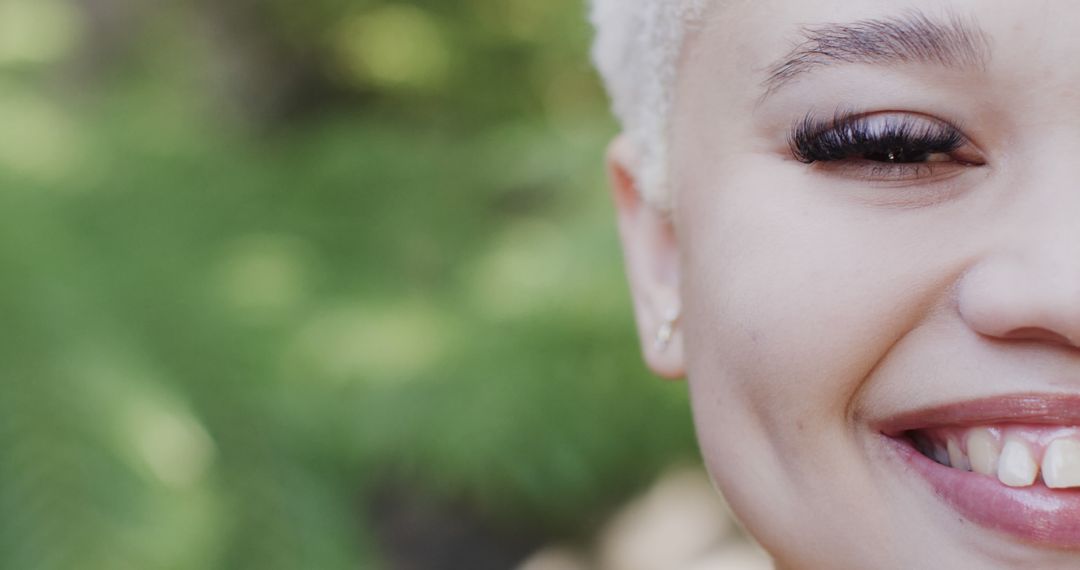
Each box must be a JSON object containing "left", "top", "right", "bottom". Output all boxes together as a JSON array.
[{"left": 875, "top": 393, "right": 1080, "bottom": 436}]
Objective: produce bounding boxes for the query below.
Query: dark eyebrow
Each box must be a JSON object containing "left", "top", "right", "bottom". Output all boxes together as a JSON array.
[{"left": 761, "top": 10, "right": 991, "bottom": 99}]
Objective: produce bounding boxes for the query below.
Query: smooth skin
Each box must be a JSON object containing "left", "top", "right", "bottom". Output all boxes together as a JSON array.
[{"left": 608, "top": 0, "right": 1080, "bottom": 567}]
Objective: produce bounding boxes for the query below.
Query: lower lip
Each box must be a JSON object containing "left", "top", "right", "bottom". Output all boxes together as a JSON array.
[{"left": 887, "top": 435, "right": 1080, "bottom": 548}]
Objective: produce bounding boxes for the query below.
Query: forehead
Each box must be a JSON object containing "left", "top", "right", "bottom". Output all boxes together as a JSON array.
[{"left": 692, "top": 0, "right": 1080, "bottom": 107}]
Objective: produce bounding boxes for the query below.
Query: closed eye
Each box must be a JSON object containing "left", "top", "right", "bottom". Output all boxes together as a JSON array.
[{"left": 788, "top": 110, "right": 985, "bottom": 181}]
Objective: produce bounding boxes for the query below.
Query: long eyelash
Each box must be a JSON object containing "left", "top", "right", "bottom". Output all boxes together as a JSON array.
[{"left": 789, "top": 109, "right": 967, "bottom": 164}]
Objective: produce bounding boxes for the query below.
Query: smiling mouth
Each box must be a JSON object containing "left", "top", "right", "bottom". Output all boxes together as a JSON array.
[{"left": 880, "top": 394, "right": 1080, "bottom": 547}]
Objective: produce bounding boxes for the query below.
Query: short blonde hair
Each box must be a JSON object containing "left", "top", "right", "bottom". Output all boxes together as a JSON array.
[{"left": 589, "top": 0, "right": 707, "bottom": 209}]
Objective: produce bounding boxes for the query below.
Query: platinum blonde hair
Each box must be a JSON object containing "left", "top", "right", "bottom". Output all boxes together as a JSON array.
[{"left": 589, "top": 0, "right": 708, "bottom": 209}]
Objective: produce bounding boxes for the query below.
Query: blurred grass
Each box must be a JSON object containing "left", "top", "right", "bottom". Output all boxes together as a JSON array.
[{"left": 0, "top": 0, "right": 700, "bottom": 567}]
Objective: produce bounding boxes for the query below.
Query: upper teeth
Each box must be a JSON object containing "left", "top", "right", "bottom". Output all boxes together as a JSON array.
[
  {"left": 998, "top": 435, "right": 1038, "bottom": 487},
  {"left": 946, "top": 438, "right": 970, "bottom": 472},
  {"left": 1043, "top": 439, "right": 1080, "bottom": 489},
  {"left": 966, "top": 429, "right": 998, "bottom": 476},
  {"left": 915, "top": 426, "right": 1080, "bottom": 489}
]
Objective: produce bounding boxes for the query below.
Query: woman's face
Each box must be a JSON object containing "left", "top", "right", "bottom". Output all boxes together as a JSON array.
[{"left": 612, "top": 0, "right": 1080, "bottom": 567}]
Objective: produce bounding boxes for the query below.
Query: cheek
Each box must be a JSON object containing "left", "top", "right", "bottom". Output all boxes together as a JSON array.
[
  {"left": 676, "top": 160, "right": 965, "bottom": 469},
  {"left": 673, "top": 162, "right": 981, "bottom": 560}
]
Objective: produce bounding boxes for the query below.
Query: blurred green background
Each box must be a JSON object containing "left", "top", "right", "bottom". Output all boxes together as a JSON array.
[{"left": 0, "top": 0, "right": 700, "bottom": 567}]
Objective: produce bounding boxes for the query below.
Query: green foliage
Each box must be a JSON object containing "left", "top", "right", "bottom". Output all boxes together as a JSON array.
[{"left": 0, "top": 0, "right": 700, "bottom": 567}]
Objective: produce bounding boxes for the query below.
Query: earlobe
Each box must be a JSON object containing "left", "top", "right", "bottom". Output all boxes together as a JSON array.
[{"left": 606, "top": 135, "right": 686, "bottom": 380}]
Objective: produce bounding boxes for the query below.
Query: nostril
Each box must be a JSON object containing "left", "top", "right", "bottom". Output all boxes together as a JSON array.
[{"left": 1001, "top": 327, "right": 1076, "bottom": 348}]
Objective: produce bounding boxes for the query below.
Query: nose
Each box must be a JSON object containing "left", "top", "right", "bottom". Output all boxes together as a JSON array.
[
  {"left": 957, "top": 204, "right": 1080, "bottom": 350},
  {"left": 958, "top": 256, "right": 1080, "bottom": 348}
]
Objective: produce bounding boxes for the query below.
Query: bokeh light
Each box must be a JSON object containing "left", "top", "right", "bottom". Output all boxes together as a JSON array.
[{"left": 0, "top": 0, "right": 767, "bottom": 568}]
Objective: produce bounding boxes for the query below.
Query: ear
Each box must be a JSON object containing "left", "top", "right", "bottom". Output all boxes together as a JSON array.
[{"left": 606, "top": 135, "right": 685, "bottom": 379}]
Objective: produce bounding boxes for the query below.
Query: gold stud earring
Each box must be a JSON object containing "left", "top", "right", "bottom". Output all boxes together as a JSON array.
[{"left": 654, "top": 307, "right": 681, "bottom": 352}]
